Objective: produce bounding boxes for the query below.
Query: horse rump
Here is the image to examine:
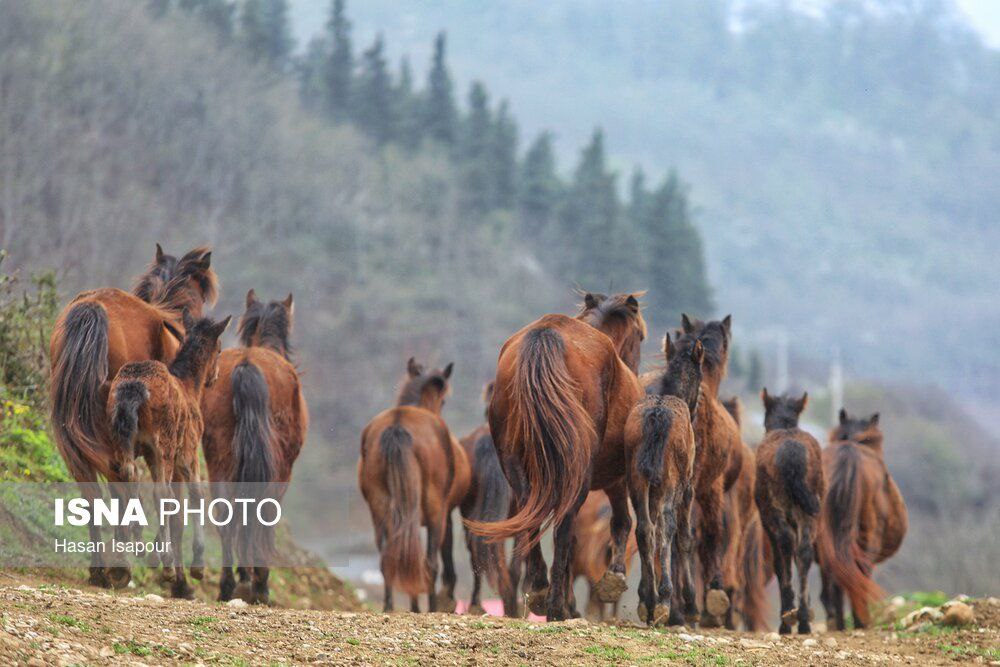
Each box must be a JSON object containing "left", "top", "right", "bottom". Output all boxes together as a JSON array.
[
  {"left": 110, "top": 380, "right": 148, "bottom": 482},
  {"left": 775, "top": 439, "right": 820, "bottom": 515}
]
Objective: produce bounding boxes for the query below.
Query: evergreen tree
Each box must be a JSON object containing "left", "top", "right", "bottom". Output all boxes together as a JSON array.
[
  {"left": 324, "top": 0, "right": 353, "bottom": 121},
  {"left": 356, "top": 34, "right": 395, "bottom": 145},
  {"left": 240, "top": 0, "right": 292, "bottom": 65},
  {"left": 519, "top": 131, "right": 560, "bottom": 240},
  {"left": 180, "top": 0, "right": 235, "bottom": 39},
  {"left": 459, "top": 81, "right": 493, "bottom": 216},
  {"left": 747, "top": 349, "right": 764, "bottom": 392},
  {"left": 627, "top": 166, "right": 648, "bottom": 224},
  {"left": 393, "top": 57, "right": 422, "bottom": 150},
  {"left": 423, "top": 32, "right": 457, "bottom": 146},
  {"left": 492, "top": 100, "right": 518, "bottom": 210},
  {"left": 298, "top": 36, "right": 329, "bottom": 112}
]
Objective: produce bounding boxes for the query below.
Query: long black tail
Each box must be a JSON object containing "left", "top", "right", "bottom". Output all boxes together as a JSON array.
[
  {"left": 111, "top": 381, "right": 148, "bottom": 482},
  {"left": 467, "top": 433, "right": 513, "bottom": 598},
  {"left": 50, "top": 302, "right": 109, "bottom": 481},
  {"left": 776, "top": 439, "right": 819, "bottom": 515},
  {"left": 637, "top": 400, "right": 673, "bottom": 485},
  {"left": 231, "top": 361, "right": 277, "bottom": 565}
]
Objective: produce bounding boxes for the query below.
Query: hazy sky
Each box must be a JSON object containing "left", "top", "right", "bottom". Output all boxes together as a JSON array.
[{"left": 956, "top": 0, "right": 1000, "bottom": 46}]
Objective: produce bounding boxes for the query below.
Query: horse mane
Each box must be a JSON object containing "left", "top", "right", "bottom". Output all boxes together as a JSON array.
[
  {"left": 396, "top": 370, "right": 450, "bottom": 408},
  {"left": 153, "top": 246, "right": 219, "bottom": 315},
  {"left": 131, "top": 251, "right": 176, "bottom": 304},
  {"left": 238, "top": 300, "right": 293, "bottom": 360},
  {"left": 168, "top": 317, "right": 219, "bottom": 383}
]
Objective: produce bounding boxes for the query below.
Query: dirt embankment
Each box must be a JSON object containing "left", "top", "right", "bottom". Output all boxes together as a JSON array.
[{"left": 1, "top": 574, "right": 998, "bottom": 666}]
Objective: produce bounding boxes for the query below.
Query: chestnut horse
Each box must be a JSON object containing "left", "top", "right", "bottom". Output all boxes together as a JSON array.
[
  {"left": 468, "top": 292, "right": 646, "bottom": 621},
  {"left": 755, "top": 390, "right": 824, "bottom": 634},
  {"left": 626, "top": 333, "right": 702, "bottom": 625},
  {"left": 458, "top": 381, "right": 517, "bottom": 616},
  {"left": 359, "top": 358, "right": 470, "bottom": 612},
  {"left": 675, "top": 314, "right": 742, "bottom": 625},
  {"left": 107, "top": 312, "right": 230, "bottom": 598},
  {"left": 818, "top": 410, "right": 907, "bottom": 629},
  {"left": 201, "top": 290, "right": 309, "bottom": 604},
  {"left": 50, "top": 245, "right": 217, "bottom": 587}
]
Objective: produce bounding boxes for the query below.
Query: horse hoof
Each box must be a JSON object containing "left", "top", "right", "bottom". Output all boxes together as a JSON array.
[
  {"left": 653, "top": 604, "right": 672, "bottom": 627},
  {"left": 526, "top": 588, "right": 549, "bottom": 617},
  {"left": 594, "top": 571, "right": 628, "bottom": 603},
  {"left": 233, "top": 582, "right": 253, "bottom": 602},
  {"left": 468, "top": 603, "right": 486, "bottom": 616},
  {"left": 159, "top": 567, "right": 176, "bottom": 584},
  {"left": 106, "top": 566, "right": 131, "bottom": 589},
  {"left": 700, "top": 614, "right": 722, "bottom": 629},
  {"left": 88, "top": 568, "right": 110, "bottom": 589},
  {"left": 434, "top": 593, "right": 457, "bottom": 613},
  {"left": 781, "top": 608, "right": 799, "bottom": 626},
  {"left": 172, "top": 581, "right": 196, "bottom": 600},
  {"left": 706, "top": 589, "right": 730, "bottom": 617},
  {"left": 189, "top": 566, "right": 204, "bottom": 581}
]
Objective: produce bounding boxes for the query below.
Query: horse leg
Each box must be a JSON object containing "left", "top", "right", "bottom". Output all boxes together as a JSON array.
[
  {"left": 833, "top": 582, "right": 846, "bottom": 631},
  {"left": 76, "top": 476, "right": 109, "bottom": 588},
  {"left": 187, "top": 469, "right": 206, "bottom": 582},
  {"left": 764, "top": 513, "right": 796, "bottom": 634},
  {"left": 105, "top": 478, "right": 134, "bottom": 589},
  {"left": 219, "top": 524, "right": 237, "bottom": 601},
  {"left": 425, "top": 522, "right": 441, "bottom": 613},
  {"left": 251, "top": 566, "right": 271, "bottom": 606},
  {"left": 545, "top": 492, "right": 586, "bottom": 622},
  {"left": 594, "top": 480, "right": 631, "bottom": 604},
  {"left": 585, "top": 584, "right": 602, "bottom": 620},
  {"left": 438, "top": 512, "right": 457, "bottom": 612},
  {"left": 696, "top": 479, "right": 729, "bottom": 623},
  {"left": 147, "top": 452, "right": 175, "bottom": 584},
  {"left": 631, "top": 482, "right": 658, "bottom": 626},
  {"left": 410, "top": 596, "right": 420, "bottom": 613},
  {"left": 168, "top": 482, "right": 194, "bottom": 599},
  {"left": 506, "top": 541, "right": 523, "bottom": 617},
  {"left": 796, "top": 526, "right": 814, "bottom": 634},
  {"left": 656, "top": 496, "right": 678, "bottom": 627},
  {"left": 820, "top": 565, "right": 843, "bottom": 631},
  {"left": 674, "top": 484, "right": 698, "bottom": 626}
]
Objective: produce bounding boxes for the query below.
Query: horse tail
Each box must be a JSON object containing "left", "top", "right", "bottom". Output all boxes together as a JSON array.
[
  {"left": 467, "top": 433, "right": 513, "bottom": 598},
  {"left": 231, "top": 360, "right": 278, "bottom": 565},
  {"left": 466, "top": 327, "right": 595, "bottom": 555},
  {"left": 110, "top": 380, "right": 147, "bottom": 482},
  {"left": 816, "top": 444, "right": 882, "bottom": 626},
  {"left": 379, "top": 424, "right": 427, "bottom": 596},
  {"left": 50, "top": 302, "right": 109, "bottom": 481},
  {"left": 776, "top": 439, "right": 820, "bottom": 515},
  {"left": 636, "top": 401, "right": 672, "bottom": 486},
  {"left": 740, "top": 512, "right": 770, "bottom": 631}
]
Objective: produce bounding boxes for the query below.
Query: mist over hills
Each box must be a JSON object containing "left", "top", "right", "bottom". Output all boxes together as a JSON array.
[{"left": 290, "top": 0, "right": 1000, "bottom": 403}]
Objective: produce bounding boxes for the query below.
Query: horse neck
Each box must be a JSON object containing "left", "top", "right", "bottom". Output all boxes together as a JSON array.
[
  {"left": 700, "top": 366, "right": 724, "bottom": 397},
  {"left": 161, "top": 286, "right": 206, "bottom": 318},
  {"left": 168, "top": 348, "right": 210, "bottom": 395},
  {"left": 255, "top": 333, "right": 289, "bottom": 359},
  {"left": 588, "top": 316, "right": 641, "bottom": 374}
]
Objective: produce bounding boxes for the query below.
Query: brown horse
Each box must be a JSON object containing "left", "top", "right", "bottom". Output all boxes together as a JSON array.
[
  {"left": 50, "top": 245, "right": 217, "bottom": 587},
  {"left": 626, "top": 333, "right": 702, "bottom": 625},
  {"left": 570, "top": 491, "right": 638, "bottom": 620},
  {"left": 201, "top": 290, "right": 308, "bottom": 604},
  {"left": 755, "top": 389, "right": 824, "bottom": 634},
  {"left": 676, "top": 314, "right": 742, "bottom": 624},
  {"left": 359, "top": 358, "right": 470, "bottom": 613},
  {"left": 817, "top": 410, "right": 907, "bottom": 629},
  {"left": 458, "top": 382, "right": 517, "bottom": 616},
  {"left": 107, "top": 312, "right": 230, "bottom": 598},
  {"left": 468, "top": 292, "right": 646, "bottom": 621}
]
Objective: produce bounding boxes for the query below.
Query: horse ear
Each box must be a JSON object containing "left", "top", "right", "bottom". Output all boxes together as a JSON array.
[
  {"left": 692, "top": 339, "right": 705, "bottom": 365},
  {"left": 722, "top": 315, "right": 732, "bottom": 337},
  {"left": 681, "top": 313, "right": 695, "bottom": 333},
  {"left": 760, "top": 387, "right": 771, "bottom": 407},
  {"left": 155, "top": 243, "right": 165, "bottom": 263},
  {"left": 839, "top": 408, "right": 848, "bottom": 424},
  {"left": 869, "top": 412, "right": 880, "bottom": 426},
  {"left": 246, "top": 289, "right": 258, "bottom": 308},
  {"left": 625, "top": 294, "right": 639, "bottom": 313},
  {"left": 407, "top": 357, "right": 422, "bottom": 378},
  {"left": 442, "top": 362, "right": 454, "bottom": 379},
  {"left": 181, "top": 308, "right": 196, "bottom": 333},
  {"left": 482, "top": 381, "right": 495, "bottom": 404},
  {"left": 283, "top": 293, "right": 294, "bottom": 315},
  {"left": 798, "top": 391, "right": 809, "bottom": 412},
  {"left": 198, "top": 251, "right": 212, "bottom": 269},
  {"left": 662, "top": 333, "right": 672, "bottom": 359},
  {"left": 584, "top": 293, "right": 600, "bottom": 310},
  {"left": 212, "top": 315, "right": 232, "bottom": 339}
]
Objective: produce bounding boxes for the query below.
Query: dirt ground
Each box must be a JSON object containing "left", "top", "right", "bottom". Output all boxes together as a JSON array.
[{"left": 0, "top": 573, "right": 997, "bottom": 666}]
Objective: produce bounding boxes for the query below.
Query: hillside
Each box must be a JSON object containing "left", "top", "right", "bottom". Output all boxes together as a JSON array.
[{"left": 290, "top": 0, "right": 1000, "bottom": 401}]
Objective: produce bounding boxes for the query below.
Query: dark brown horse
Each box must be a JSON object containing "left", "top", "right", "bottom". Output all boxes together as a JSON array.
[
  {"left": 201, "top": 290, "right": 309, "bottom": 604},
  {"left": 675, "top": 314, "right": 742, "bottom": 624},
  {"left": 626, "top": 333, "right": 702, "bottom": 625},
  {"left": 755, "top": 389, "right": 824, "bottom": 634},
  {"left": 570, "top": 491, "right": 638, "bottom": 621},
  {"left": 458, "top": 382, "right": 517, "bottom": 616},
  {"left": 817, "top": 410, "right": 907, "bottom": 629},
  {"left": 468, "top": 292, "right": 646, "bottom": 621},
  {"left": 50, "top": 245, "right": 217, "bottom": 587},
  {"left": 359, "top": 358, "right": 470, "bottom": 613},
  {"left": 107, "top": 312, "right": 230, "bottom": 598}
]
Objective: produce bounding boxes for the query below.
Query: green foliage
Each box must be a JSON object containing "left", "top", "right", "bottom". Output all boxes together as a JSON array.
[
  {"left": 324, "top": 0, "right": 353, "bottom": 119},
  {"left": 240, "top": 0, "right": 292, "bottom": 65},
  {"left": 355, "top": 34, "right": 394, "bottom": 145},
  {"left": 906, "top": 591, "right": 949, "bottom": 607},
  {"left": 423, "top": 32, "right": 458, "bottom": 146}
]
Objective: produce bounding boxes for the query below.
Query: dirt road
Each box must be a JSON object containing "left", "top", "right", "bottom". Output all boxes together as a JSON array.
[{"left": 1, "top": 574, "right": 997, "bottom": 665}]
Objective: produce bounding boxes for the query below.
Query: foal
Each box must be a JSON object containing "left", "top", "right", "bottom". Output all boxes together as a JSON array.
[
  {"left": 817, "top": 410, "right": 907, "bottom": 629},
  {"left": 755, "top": 390, "right": 824, "bottom": 634},
  {"left": 359, "top": 358, "right": 470, "bottom": 612},
  {"left": 625, "top": 334, "right": 702, "bottom": 625},
  {"left": 107, "top": 312, "right": 230, "bottom": 598}
]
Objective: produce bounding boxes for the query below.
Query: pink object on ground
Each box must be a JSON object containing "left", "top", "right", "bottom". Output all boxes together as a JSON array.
[{"left": 454, "top": 599, "right": 546, "bottom": 621}]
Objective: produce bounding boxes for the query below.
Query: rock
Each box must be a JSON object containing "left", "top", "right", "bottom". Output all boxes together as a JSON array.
[
  {"left": 562, "top": 617, "right": 588, "bottom": 627},
  {"left": 679, "top": 633, "right": 696, "bottom": 642},
  {"left": 802, "top": 638, "right": 818, "bottom": 647},
  {"left": 99, "top": 646, "right": 116, "bottom": 658},
  {"left": 900, "top": 606, "right": 942, "bottom": 629},
  {"left": 823, "top": 637, "right": 838, "bottom": 648},
  {"left": 764, "top": 632, "right": 781, "bottom": 642},
  {"left": 739, "top": 638, "right": 772, "bottom": 649},
  {"left": 941, "top": 601, "right": 975, "bottom": 626},
  {"left": 226, "top": 598, "right": 249, "bottom": 608},
  {"left": 26, "top": 658, "right": 44, "bottom": 667},
  {"left": 143, "top": 593, "right": 164, "bottom": 602}
]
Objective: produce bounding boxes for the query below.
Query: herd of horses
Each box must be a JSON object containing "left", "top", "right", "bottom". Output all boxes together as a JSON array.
[
  {"left": 47, "top": 243, "right": 908, "bottom": 634},
  {"left": 358, "top": 291, "right": 909, "bottom": 633}
]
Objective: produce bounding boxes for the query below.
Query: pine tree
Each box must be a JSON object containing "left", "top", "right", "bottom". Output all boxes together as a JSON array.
[
  {"left": 240, "top": 0, "right": 292, "bottom": 65},
  {"left": 393, "top": 57, "right": 422, "bottom": 150},
  {"left": 356, "top": 34, "right": 395, "bottom": 145},
  {"left": 324, "top": 0, "right": 353, "bottom": 121},
  {"left": 423, "top": 32, "right": 457, "bottom": 146},
  {"left": 492, "top": 100, "right": 518, "bottom": 210},
  {"left": 298, "top": 36, "right": 329, "bottom": 112},
  {"left": 627, "top": 166, "right": 648, "bottom": 224},
  {"left": 180, "top": 0, "right": 235, "bottom": 39},
  {"left": 459, "top": 82, "right": 493, "bottom": 216},
  {"left": 519, "top": 131, "right": 560, "bottom": 240}
]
